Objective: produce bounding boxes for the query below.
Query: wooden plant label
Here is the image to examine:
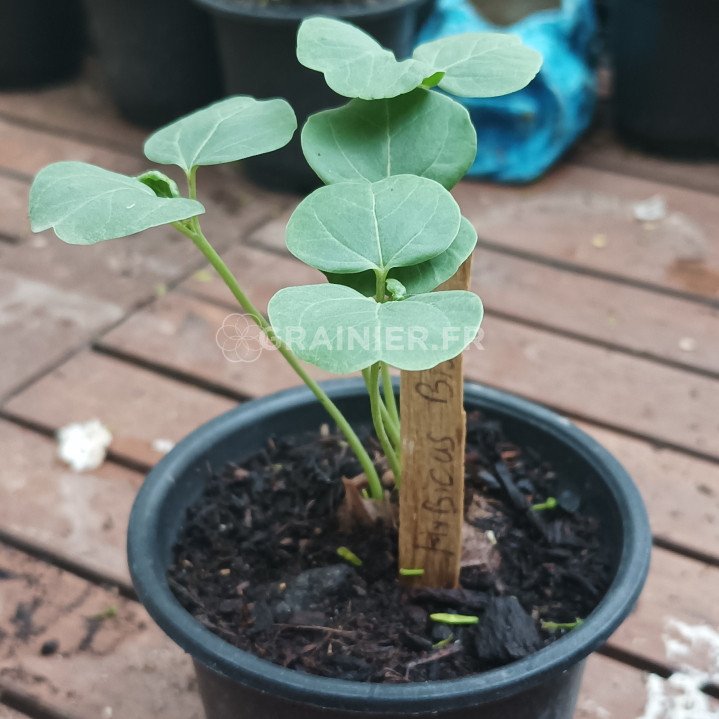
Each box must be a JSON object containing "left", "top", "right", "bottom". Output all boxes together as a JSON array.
[{"left": 399, "top": 259, "right": 472, "bottom": 588}]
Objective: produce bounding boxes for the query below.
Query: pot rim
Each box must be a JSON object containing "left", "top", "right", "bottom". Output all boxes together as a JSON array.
[
  {"left": 128, "top": 379, "right": 651, "bottom": 714},
  {"left": 193, "top": 0, "right": 430, "bottom": 23}
]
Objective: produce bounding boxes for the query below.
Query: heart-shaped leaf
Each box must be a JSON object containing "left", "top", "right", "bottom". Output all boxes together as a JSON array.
[
  {"left": 327, "top": 217, "right": 477, "bottom": 296},
  {"left": 413, "top": 33, "right": 542, "bottom": 98},
  {"left": 297, "top": 17, "right": 434, "bottom": 100},
  {"left": 301, "top": 89, "right": 477, "bottom": 189},
  {"left": 286, "top": 175, "right": 461, "bottom": 275},
  {"left": 29, "top": 162, "right": 205, "bottom": 245},
  {"left": 269, "top": 283, "right": 483, "bottom": 373},
  {"left": 144, "top": 96, "right": 297, "bottom": 172}
]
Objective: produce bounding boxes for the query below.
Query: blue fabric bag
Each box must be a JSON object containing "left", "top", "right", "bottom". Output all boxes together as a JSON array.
[{"left": 417, "top": 0, "right": 598, "bottom": 182}]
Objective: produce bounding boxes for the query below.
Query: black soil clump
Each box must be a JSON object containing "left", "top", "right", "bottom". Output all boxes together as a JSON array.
[{"left": 168, "top": 412, "right": 611, "bottom": 682}]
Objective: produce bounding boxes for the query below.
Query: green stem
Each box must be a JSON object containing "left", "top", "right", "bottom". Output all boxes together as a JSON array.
[
  {"left": 369, "top": 363, "right": 401, "bottom": 483},
  {"left": 172, "top": 220, "right": 384, "bottom": 500},
  {"left": 362, "top": 369, "right": 400, "bottom": 451},
  {"left": 187, "top": 167, "right": 198, "bottom": 200},
  {"left": 381, "top": 363, "right": 400, "bottom": 427}
]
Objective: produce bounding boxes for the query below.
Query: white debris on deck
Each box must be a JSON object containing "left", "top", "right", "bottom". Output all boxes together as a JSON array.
[
  {"left": 56, "top": 420, "right": 113, "bottom": 472},
  {"left": 639, "top": 619, "right": 719, "bottom": 719}
]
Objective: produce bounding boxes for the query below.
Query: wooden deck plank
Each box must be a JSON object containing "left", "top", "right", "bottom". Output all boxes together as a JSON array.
[
  {"left": 244, "top": 216, "right": 719, "bottom": 377},
  {"left": 97, "top": 291, "right": 333, "bottom": 398},
  {"left": 0, "top": 64, "right": 146, "bottom": 154},
  {"left": 122, "top": 247, "right": 719, "bottom": 459},
  {"left": 453, "top": 165, "right": 719, "bottom": 302},
  {"left": 0, "top": 176, "right": 31, "bottom": 242},
  {"left": 610, "top": 547, "right": 719, "bottom": 677},
  {"left": 577, "top": 424, "right": 719, "bottom": 562},
  {"left": 475, "top": 249, "right": 719, "bottom": 377},
  {"left": 2, "top": 352, "right": 235, "bottom": 468},
  {"left": 0, "top": 420, "right": 139, "bottom": 588},
  {"left": 0, "top": 270, "right": 123, "bottom": 400},
  {"left": 570, "top": 125, "right": 719, "bottom": 196},
  {"left": 578, "top": 654, "right": 651, "bottom": 719},
  {"left": 0, "top": 706, "right": 30, "bottom": 719},
  {"left": 0, "top": 116, "right": 143, "bottom": 178},
  {"left": 0, "top": 171, "right": 286, "bottom": 353},
  {"left": 98, "top": 292, "right": 719, "bottom": 557},
  {"left": 467, "top": 314, "right": 719, "bottom": 460},
  {"left": 180, "top": 243, "right": 324, "bottom": 310},
  {"left": 0, "top": 544, "right": 202, "bottom": 719}
]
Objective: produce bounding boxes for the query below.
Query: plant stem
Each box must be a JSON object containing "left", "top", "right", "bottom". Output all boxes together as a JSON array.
[
  {"left": 172, "top": 219, "right": 384, "bottom": 500},
  {"left": 369, "top": 363, "right": 401, "bottom": 483},
  {"left": 362, "top": 369, "right": 400, "bottom": 452},
  {"left": 381, "top": 363, "right": 400, "bottom": 427}
]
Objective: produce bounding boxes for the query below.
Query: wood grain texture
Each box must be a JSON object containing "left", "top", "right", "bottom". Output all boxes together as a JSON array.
[
  {"left": 399, "top": 260, "right": 473, "bottom": 588},
  {"left": 454, "top": 165, "right": 719, "bottom": 302},
  {"left": 2, "top": 352, "right": 235, "bottom": 468},
  {"left": 0, "top": 545, "right": 202, "bottom": 719},
  {"left": 570, "top": 124, "right": 719, "bottom": 197},
  {"left": 0, "top": 420, "right": 140, "bottom": 587}
]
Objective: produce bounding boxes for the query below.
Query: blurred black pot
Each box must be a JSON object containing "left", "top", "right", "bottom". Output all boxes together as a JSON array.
[
  {"left": 0, "top": 0, "right": 85, "bottom": 88},
  {"left": 83, "top": 0, "right": 223, "bottom": 127},
  {"left": 610, "top": 0, "right": 719, "bottom": 158},
  {"left": 194, "top": 0, "right": 435, "bottom": 191}
]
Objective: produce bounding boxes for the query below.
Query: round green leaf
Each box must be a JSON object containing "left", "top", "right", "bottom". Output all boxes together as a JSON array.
[
  {"left": 144, "top": 96, "right": 297, "bottom": 172},
  {"left": 413, "top": 33, "right": 543, "bottom": 98},
  {"left": 29, "top": 162, "right": 205, "bottom": 245},
  {"left": 297, "top": 17, "right": 433, "bottom": 100},
  {"left": 327, "top": 217, "right": 477, "bottom": 296},
  {"left": 286, "top": 175, "right": 461, "bottom": 275},
  {"left": 301, "top": 89, "right": 477, "bottom": 189},
  {"left": 268, "top": 283, "right": 483, "bottom": 373}
]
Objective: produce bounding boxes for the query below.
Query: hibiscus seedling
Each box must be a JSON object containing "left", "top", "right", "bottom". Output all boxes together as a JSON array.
[{"left": 28, "top": 18, "right": 541, "bottom": 589}]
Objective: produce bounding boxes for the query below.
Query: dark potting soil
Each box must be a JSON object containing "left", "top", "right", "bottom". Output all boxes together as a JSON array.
[{"left": 168, "top": 412, "right": 612, "bottom": 682}]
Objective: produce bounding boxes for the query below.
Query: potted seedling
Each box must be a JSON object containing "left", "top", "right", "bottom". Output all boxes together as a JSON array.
[
  {"left": 28, "top": 18, "right": 651, "bottom": 719},
  {"left": 192, "top": 0, "right": 434, "bottom": 190}
]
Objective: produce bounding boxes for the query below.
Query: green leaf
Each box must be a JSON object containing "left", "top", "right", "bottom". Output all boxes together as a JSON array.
[
  {"left": 413, "top": 33, "right": 542, "bottom": 98},
  {"left": 268, "top": 283, "right": 483, "bottom": 373},
  {"left": 297, "top": 17, "right": 433, "bottom": 100},
  {"left": 29, "top": 162, "right": 205, "bottom": 245},
  {"left": 301, "top": 89, "right": 476, "bottom": 189},
  {"left": 327, "top": 217, "right": 477, "bottom": 296},
  {"left": 286, "top": 175, "right": 461, "bottom": 275},
  {"left": 386, "top": 278, "right": 407, "bottom": 300},
  {"left": 137, "top": 170, "right": 181, "bottom": 198},
  {"left": 144, "top": 96, "right": 297, "bottom": 172}
]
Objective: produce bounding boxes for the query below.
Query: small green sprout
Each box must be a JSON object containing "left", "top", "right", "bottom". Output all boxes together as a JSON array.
[
  {"left": 430, "top": 613, "right": 480, "bottom": 626},
  {"left": 337, "top": 546, "right": 363, "bottom": 567},
  {"left": 92, "top": 606, "right": 118, "bottom": 621},
  {"left": 531, "top": 496, "right": 558, "bottom": 512},
  {"left": 399, "top": 568, "right": 425, "bottom": 577},
  {"left": 541, "top": 617, "right": 584, "bottom": 632},
  {"left": 432, "top": 632, "right": 455, "bottom": 649}
]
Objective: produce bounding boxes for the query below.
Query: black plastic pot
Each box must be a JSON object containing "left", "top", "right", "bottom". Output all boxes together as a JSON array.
[
  {"left": 194, "top": 0, "right": 435, "bottom": 191},
  {"left": 610, "top": 0, "right": 719, "bottom": 158},
  {"left": 0, "top": 0, "right": 85, "bottom": 88},
  {"left": 129, "top": 380, "right": 651, "bottom": 719},
  {"left": 82, "top": 0, "right": 222, "bottom": 127}
]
